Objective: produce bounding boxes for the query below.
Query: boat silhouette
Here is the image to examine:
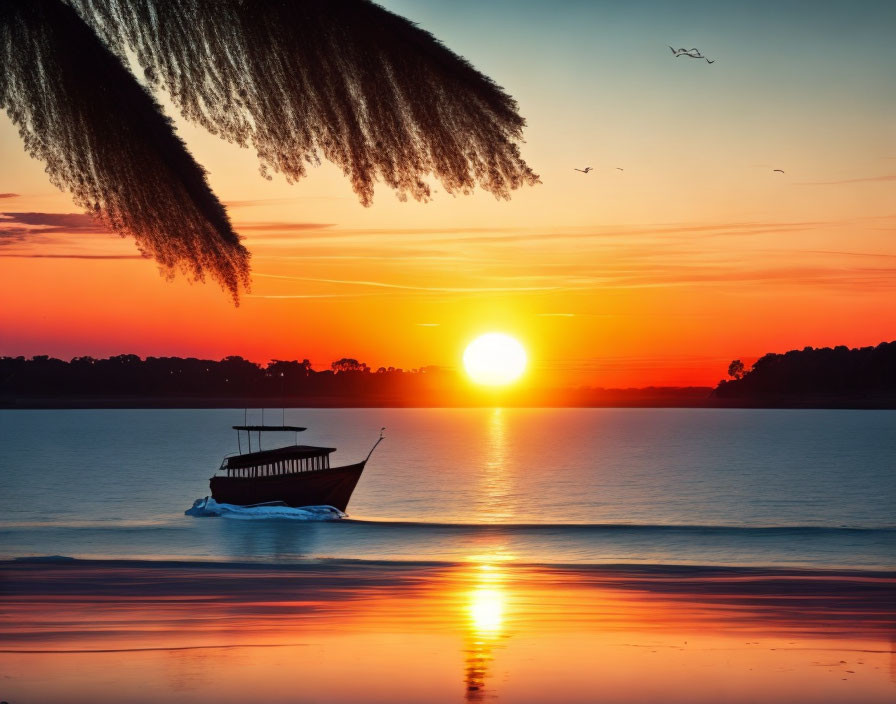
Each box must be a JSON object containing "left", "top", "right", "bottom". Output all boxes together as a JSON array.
[{"left": 209, "top": 424, "right": 384, "bottom": 512}]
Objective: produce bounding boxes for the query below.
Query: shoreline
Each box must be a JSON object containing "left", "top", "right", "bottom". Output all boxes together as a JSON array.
[
  {"left": 3, "top": 394, "right": 896, "bottom": 409},
  {"left": 5, "top": 554, "right": 896, "bottom": 575}
]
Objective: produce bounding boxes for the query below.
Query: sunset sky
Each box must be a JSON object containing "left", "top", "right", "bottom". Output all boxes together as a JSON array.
[{"left": 1, "top": 0, "right": 894, "bottom": 387}]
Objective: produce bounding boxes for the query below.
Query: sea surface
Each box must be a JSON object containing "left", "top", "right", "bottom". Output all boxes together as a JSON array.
[
  {"left": 1, "top": 407, "right": 894, "bottom": 569},
  {"left": 2, "top": 408, "right": 896, "bottom": 703}
]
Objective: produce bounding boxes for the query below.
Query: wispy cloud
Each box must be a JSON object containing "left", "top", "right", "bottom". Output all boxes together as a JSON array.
[
  {"left": 0, "top": 228, "right": 38, "bottom": 244},
  {"left": 224, "top": 198, "right": 304, "bottom": 208},
  {"left": 537, "top": 313, "right": 576, "bottom": 317},
  {"left": 582, "top": 264, "right": 896, "bottom": 291},
  {"left": 424, "top": 220, "right": 833, "bottom": 247},
  {"left": 798, "top": 249, "right": 896, "bottom": 259},
  {"left": 253, "top": 272, "right": 563, "bottom": 293},
  {"left": 233, "top": 215, "right": 894, "bottom": 253},
  {"left": 416, "top": 323, "right": 440, "bottom": 327},
  {"left": 250, "top": 250, "right": 896, "bottom": 299},
  {"left": 798, "top": 173, "right": 896, "bottom": 186},
  {"left": 0, "top": 212, "right": 109, "bottom": 245},
  {"left": 0, "top": 253, "right": 145, "bottom": 260},
  {"left": 254, "top": 252, "right": 472, "bottom": 262},
  {"left": 241, "top": 224, "right": 518, "bottom": 241},
  {"left": 236, "top": 222, "right": 335, "bottom": 232},
  {"left": 245, "top": 293, "right": 376, "bottom": 300},
  {"left": 0, "top": 211, "right": 106, "bottom": 231},
  {"left": 0, "top": 193, "right": 19, "bottom": 199}
]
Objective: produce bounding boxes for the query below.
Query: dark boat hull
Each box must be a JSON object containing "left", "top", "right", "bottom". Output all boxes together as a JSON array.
[{"left": 209, "top": 461, "right": 366, "bottom": 512}]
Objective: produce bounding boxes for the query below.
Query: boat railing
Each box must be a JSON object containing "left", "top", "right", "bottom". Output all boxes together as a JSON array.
[
  {"left": 219, "top": 452, "right": 333, "bottom": 478},
  {"left": 215, "top": 426, "right": 383, "bottom": 478}
]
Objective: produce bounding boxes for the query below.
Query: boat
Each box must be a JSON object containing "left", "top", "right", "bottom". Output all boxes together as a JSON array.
[{"left": 209, "top": 424, "right": 383, "bottom": 512}]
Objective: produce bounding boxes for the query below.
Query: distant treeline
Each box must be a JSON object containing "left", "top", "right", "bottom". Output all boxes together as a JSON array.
[
  {"left": 3, "top": 342, "right": 894, "bottom": 408},
  {"left": 0, "top": 355, "right": 448, "bottom": 401},
  {"left": 716, "top": 341, "right": 896, "bottom": 399},
  {"left": 0, "top": 354, "right": 710, "bottom": 408}
]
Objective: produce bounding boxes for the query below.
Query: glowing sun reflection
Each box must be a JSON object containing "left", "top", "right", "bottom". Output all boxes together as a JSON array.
[
  {"left": 478, "top": 407, "right": 514, "bottom": 523},
  {"left": 470, "top": 587, "right": 504, "bottom": 635},
  {"left": 464, "top": 561, "right": 509, "bottom": 700}
]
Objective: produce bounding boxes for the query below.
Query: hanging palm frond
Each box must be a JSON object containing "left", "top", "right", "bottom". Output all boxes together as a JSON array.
[
  {"left": 70, "top": 0, "right": 540, "bottom": 205},
  {"left": 2, "top": 0, "right": 536, "bottom": 302},
  {"left": 0, "top": 0, "right": 251, "bottom": 301}
]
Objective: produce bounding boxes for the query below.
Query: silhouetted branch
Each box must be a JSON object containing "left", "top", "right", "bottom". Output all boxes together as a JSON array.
[
  {"left": 71, "top": 0, "right": 540, "bottom": 205},
  {"left": 0, "top": 0, "right": 250, "bottom": 301}
]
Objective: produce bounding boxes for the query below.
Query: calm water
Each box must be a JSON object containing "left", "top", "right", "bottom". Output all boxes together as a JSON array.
[{"left": 1, "top": 408, "right": 894, "bottom": 568}]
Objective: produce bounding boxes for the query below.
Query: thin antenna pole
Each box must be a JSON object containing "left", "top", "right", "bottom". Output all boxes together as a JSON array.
[{"left": 364, "top": 428, "right": 386, "bottom": 463}]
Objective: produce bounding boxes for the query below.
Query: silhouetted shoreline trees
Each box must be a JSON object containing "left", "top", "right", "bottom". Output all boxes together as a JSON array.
[
  {"left": 716, "top": 341, "right": 896, "bottom": 398},
  {"left": 0, "top": 354, "right": 449, "bottom": 401},
  {"left": 2, "top": 341, "right": 894, "bottom": 408},
  {"left": 0, "top": 354, "right": 712, "bottom": 408}
]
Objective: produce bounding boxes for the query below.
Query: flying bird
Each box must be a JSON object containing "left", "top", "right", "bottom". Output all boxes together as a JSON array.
[
  {"left": 669, "top": 46, "right": 699, "bottom": 56},
  {"left": 773, "top": 169, "right": 785, "bottom": 174},
  {"left": 670, "top": 46, "right": 715, "bottom": 63},
  {"left": 574, "top": 167, "right": 593, "bottom": 174},
  {"left": 616, "top": 168, "right": 624, "bottom": 171}
]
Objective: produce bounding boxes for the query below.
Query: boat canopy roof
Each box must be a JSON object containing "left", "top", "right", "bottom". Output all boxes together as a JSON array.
[
  {"left": 224, "top": 444, "right": 336, "bottom": 470},
  {"left": 233, "top": 425, "right": 306, "bottom": 432}
]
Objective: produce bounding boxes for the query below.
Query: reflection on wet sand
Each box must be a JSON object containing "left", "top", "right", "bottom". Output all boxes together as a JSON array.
[
  {"left": 464, "top": 563, "right": 508, "bottom": 699},
  {"left": 1, "top": 558, "right": 894, "bottom": 703}
]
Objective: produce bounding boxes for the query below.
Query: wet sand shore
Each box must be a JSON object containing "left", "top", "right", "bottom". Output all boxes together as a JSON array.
[{"left": 1, "top": 558, "right": 894, "bottom": 703}]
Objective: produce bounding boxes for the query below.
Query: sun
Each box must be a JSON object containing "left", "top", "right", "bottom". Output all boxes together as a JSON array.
[{"left": 463, "top": 333, "right": 528, "bottom": 387}]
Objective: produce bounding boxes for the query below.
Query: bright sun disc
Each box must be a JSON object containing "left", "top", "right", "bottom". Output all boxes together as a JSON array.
[{"left": 463, "top": 333, "right": 527, "bottom": 387}]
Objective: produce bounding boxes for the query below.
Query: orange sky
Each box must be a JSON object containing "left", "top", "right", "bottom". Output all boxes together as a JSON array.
[{"left": 1, "top": 0, "right": 895, "bottom": 387}]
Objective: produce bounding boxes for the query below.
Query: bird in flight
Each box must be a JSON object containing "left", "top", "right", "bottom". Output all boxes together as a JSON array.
[
  {"left": 669, "top": 46, "right": 714, "bottom": 64},
  {"left": 669, "top": 46, "right": 698, "bottom": 56},
  {"left": 773, "top": 169, "right": 785, "bottom": 174},
  {"left": 616, "top": 167, "right": 624, "bottom": 171},
  {"left": 574, "top": 167, "right": 593, "bottom": 173}
]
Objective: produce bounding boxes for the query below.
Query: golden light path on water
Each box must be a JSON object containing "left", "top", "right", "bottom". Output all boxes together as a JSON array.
[
  {"left": 475, "top": 407, "right": 515, "bottom": 523},
  {"left": 462, "top": 406, "right": 514, "bottom": 698}
]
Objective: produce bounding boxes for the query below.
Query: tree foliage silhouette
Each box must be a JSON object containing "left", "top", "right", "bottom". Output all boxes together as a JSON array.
[
  {"left": 1, "top": 0, "right": 538, "bottom": 302},
  {"left": 716, "top": 342, "right": 896, "bottom": 397},
  {"left": 727, "top": 359, "right": 745, "bottom": 380}
]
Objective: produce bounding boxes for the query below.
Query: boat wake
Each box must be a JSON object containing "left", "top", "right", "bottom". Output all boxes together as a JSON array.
[{"left": 185, "top": 497, "right": 346, "bottom": 521}]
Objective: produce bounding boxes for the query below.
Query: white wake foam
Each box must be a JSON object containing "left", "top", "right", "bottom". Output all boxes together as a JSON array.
[{"left": 185, "top": 497, "right": 345, "bottom": 521}]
